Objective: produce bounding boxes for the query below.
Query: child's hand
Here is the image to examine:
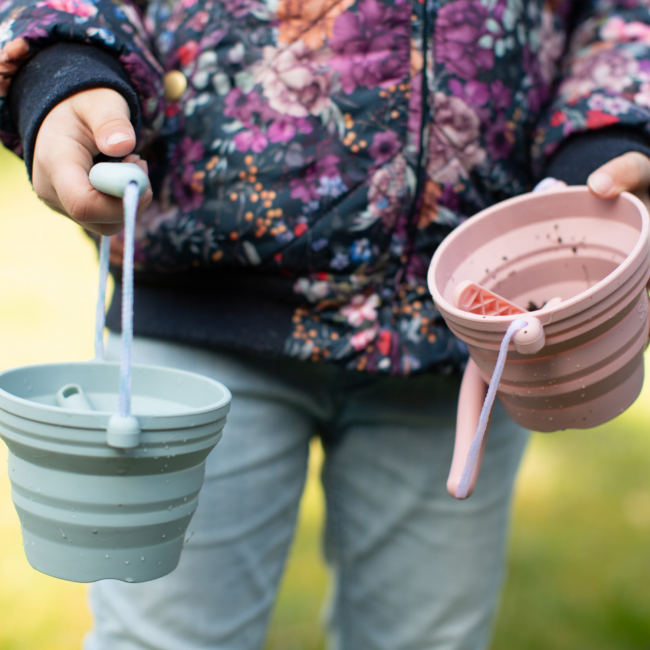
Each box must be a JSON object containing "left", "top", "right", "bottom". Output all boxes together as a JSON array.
[
  {"left": 587, "top": 152, "right": 650, "bottom": 213},
  {"left": 32, "top": 87, "right": 152, "bottom": 235},
  {"left": 588, "top": 152, "right": 650, "bottom": 321}
]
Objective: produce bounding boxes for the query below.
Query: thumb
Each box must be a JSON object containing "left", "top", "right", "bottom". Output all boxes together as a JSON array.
[
  {"left": 587, "top": 152, "right": 650, "bottom": 198},
  {"left": 71, "top": 87, "right": 136, "bottom": 159}
]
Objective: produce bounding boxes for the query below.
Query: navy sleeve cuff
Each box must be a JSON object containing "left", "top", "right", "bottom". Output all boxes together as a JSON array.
[
  {"left": 543, "top": 126, "right": 650, "bottom": 185},
  {"left": 8, "top": 42, "right": 142, "bottom": 178}
]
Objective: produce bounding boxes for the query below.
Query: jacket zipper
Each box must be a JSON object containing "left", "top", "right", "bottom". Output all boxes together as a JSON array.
[{"left": 394, "top": 0, "right": 430, "bottom": 292}]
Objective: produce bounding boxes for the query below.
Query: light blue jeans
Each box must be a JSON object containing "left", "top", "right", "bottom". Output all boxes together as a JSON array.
[{"left": 84, "top": 335, "right": 529, "bottom": 650}]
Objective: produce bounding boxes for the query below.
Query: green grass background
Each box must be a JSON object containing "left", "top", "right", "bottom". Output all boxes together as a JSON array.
[{"left": 1, "top": 146, "right": 649, "bottom": 649}]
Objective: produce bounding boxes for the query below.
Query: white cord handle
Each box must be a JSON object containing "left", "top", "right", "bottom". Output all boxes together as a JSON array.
[
  {"left": 455, "top": 318, "right": 528, "bottom": 499},
  {"left": 94, "top": 235, "right": 111, "bottom": 360},
  {"left": 90, "top": 163, "right": 148, "bottom": 449}
]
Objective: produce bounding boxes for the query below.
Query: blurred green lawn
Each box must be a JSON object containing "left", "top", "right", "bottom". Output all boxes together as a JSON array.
[{"left": 1, "top": 145, "right": 649, "bottom": 650}]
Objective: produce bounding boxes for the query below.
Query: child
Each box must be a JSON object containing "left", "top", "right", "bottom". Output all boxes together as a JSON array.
[{"left": 2, "top": 0, "right": 650, "bottom": 648}]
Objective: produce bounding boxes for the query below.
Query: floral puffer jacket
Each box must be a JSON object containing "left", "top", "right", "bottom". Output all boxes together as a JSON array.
[{"left": 1, "top": 0, "right": 650, "bottom": 375}]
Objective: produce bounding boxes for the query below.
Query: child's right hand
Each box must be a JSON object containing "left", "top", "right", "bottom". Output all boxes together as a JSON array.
[{"left": 32, "top": 87, "right": 152, "bottom": 235}]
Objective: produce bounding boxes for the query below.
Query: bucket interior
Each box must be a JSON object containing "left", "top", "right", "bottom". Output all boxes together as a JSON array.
[
  {"left": 0, "top": 361, "right": 230, "bottom": 420},
  {"left": 431, "top": 189, "right": 647, "bottom": 313}
]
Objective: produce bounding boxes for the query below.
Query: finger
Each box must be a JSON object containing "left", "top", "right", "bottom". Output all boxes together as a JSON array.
[
  {"left": 109, "top": 233, "right": 124, "bottom": 266},
  {"left": 45, "top": 138, "right": 126, "bottom": 235},
  {"left": 124, "top": 153, "right": 147, "bottom": 173},
  {"left": 123, "top": 153, "right": 153, "bottom": 214},
  {"left": 33, "top": 99, "right": 123, "bottom": 232},
  {"left": 587, "top": 152, "right": 650, "bottom": 198},
  {"left": 71, "top": 88, "right": 136, "bottom": 159}
]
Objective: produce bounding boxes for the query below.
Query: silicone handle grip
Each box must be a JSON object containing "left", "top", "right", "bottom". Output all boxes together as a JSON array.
[
  {"left": 107, "top": 414, "right": 141, "bottom": 449},
  {"left": 447, "top": 359, "right": 489, "bottom": 498},
  {"left": 512, "top": 316, "right": 545, "bottom": 354},
  {"left": 89, "top": 162, "right": 149, "bottom": 198}
]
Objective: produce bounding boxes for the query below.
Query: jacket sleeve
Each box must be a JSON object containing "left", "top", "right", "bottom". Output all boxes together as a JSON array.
[
  {"left": 543, "top": 125, "right": 650, "bottom": 184},
  {"left": 0, "top": 0, "right": 165, "bottom": 158},
  {"left": 533, "top": 0, "right": 650, "bottom": 175},
  {"left": 9, "top": 42, "right": 144, "bottom": 177}
]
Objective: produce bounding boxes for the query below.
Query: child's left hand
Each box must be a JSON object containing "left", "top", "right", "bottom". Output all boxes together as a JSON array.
[
  {"left": 588, "top": 152, "right": 650, "bottom": 326},
  {"left": 587, "top": 152, "right": 650, "bottom": 213}
]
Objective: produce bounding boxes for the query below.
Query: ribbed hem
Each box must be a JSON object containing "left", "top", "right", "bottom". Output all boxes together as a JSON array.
[
  {"left": 8, "top": 42, "right": 141, "bottom": 178},
  {"left": 105, "top": 270, "right": 295, "bottom": 357},
  {"left": 543, "top": 126, "right": 650, "bottom": 185}
]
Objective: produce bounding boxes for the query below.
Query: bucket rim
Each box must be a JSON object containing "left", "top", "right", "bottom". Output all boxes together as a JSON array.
[
  {"left": 0, "top": 360, "right": 232, "bottom": 429},
  {"left": 427, "top": 187, "right": 650, "bottom": 327}
]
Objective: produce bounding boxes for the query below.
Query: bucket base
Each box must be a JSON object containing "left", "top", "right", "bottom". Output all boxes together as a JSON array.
[{"left": 21, "top": 530, "right": 185, "bottom": 583}]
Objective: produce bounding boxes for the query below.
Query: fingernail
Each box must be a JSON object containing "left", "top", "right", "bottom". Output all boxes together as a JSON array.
[
  {"left": 588, "top": 172, "right": 613, "bottom": 195},
  {"left": 107, "top": 132, "right": 133, "bottom": 145}
]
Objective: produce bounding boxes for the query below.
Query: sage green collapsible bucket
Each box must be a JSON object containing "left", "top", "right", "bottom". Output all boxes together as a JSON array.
[
  {"left": 0, "top": 163, "right": 231, "bottom": 583},
  {"left": 0, "top": 361, "right": 230, "bottom": 582},
  {"left": 0, "top": 361, "right": 230, "bottom": 583}
]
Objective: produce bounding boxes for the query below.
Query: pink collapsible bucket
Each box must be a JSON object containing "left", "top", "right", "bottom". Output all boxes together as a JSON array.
[{"left": 428, "top": 187, "right": 650, "bottom": 496}]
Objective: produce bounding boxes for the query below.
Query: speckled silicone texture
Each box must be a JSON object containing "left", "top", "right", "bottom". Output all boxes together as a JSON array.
[
  {"left": 0, "top": 361, "right": 231, "bottom": 582},
  {"left": 429, "top": 187, "right": 650, "bottom": 496}
]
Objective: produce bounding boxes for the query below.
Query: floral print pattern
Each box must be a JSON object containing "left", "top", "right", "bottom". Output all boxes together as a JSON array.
[{"left": 2, "top": 0, "right": 650, "bottom": 374}]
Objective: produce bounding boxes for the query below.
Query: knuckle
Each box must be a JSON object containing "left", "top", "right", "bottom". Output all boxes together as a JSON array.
[
  {"left": 602, "top": 155, "right": 640, "bottom": 189},
  {"left": 616, "top": 153, "right": 644, "bottom": 178},
  {"left": 626, "top": 151, "right": 649, "bottom": 165},
  {"left": 32, "top": 171, "right": 61, "bottom": 208},
  {"left": 101, "top": 115, "right": 134, "bottom": 134},
  {"left": 627, "top": 152, "right": 650, "bottom": 179},
  {"left": 618, "top": 154, "right": 639, "bottom": 173},
  {"left": 34, "top": 141, "right": 58, "bottom": 172},
  {"left": 137, "top": 191, "right": 153, "bottom": 214},
  {"left": 67, "top": 194, "right": 90, "bottom": 223}
]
